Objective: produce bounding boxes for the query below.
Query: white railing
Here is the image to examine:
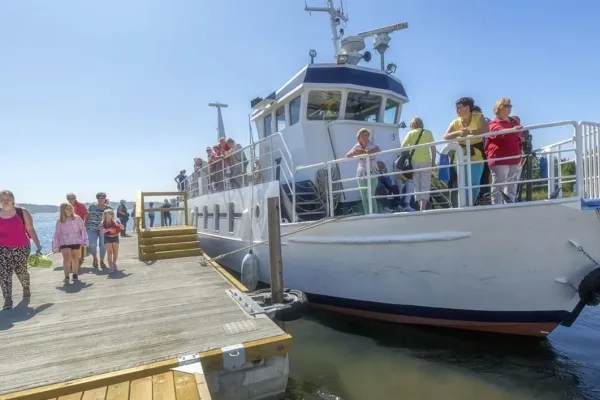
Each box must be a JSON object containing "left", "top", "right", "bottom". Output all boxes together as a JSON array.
[
  {"left": 295, "top": 120, "right": 599, "bottom": 216},
  {"left": 180, "top": 120, "right": 600, "bottom": 222},
  {"left": 182, "top": 131, "right": 297, "bottom": 216}
]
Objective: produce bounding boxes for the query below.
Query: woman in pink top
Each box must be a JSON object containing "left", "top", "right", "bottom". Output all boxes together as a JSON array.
[
  {"left": 53, "top": 203, "right": 89, "bottom": 284},
  {"left": 0, "top": 190, "right": 42, "bottom": 311}
]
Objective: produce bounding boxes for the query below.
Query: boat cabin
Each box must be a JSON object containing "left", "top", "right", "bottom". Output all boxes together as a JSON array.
[{"left": 250, "top": 63, "right": 409, "bottom": 189}]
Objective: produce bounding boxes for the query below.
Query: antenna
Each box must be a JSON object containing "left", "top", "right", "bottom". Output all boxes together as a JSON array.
[
  {"left": 358, "top": 22, "right": 408, "bottom": 71},
  {"left": 305, "top": 0, "right": 348, "bottom": 59},
  {"left": 208, "top": 102, "right": 228, "bottom": 141}
]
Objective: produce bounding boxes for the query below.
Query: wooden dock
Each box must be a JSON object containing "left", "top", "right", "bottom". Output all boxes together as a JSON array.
[{"left": 0, "top": 232, "right": 291, "bottom": 400}]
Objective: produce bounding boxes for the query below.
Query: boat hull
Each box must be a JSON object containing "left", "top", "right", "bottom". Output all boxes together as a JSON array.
[{"left": 190, "top": 183, "right": 598, "bottom": 337}]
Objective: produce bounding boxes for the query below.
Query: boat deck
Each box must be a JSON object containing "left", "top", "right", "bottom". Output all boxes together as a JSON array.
[{"left": 0, "top": 233, "right": 288, "bottom": 399}]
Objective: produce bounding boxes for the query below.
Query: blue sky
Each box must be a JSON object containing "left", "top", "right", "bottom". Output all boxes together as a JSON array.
[{"left": 1, "top": 0, "right": 598, "bottom": 205}]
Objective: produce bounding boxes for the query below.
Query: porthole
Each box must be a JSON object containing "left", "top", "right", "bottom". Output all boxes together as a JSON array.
[{"left": 254, "top": 204, "right": 260, "bottom": 219}]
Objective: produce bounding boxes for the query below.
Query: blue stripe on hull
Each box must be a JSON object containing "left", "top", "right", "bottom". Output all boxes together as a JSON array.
[{"left": 306, "top": 293, "right": 573, "bottom": 324}]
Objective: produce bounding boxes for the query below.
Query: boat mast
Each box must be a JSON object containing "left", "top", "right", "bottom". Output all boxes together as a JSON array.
[
  {"left": 305, "top": 0, "right": 348, "bottom": 59},
  {"left": 208, "top": 102, "right": 228, "bottom": 141}
]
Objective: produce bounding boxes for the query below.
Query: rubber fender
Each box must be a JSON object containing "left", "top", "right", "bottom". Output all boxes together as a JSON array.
[
  {"left": 251, "top": 288, "right": 309, "bottom": 322},
  {"left": 241, "top": 251, "right": 259, "bottom": 292},
  {"left": 578, "top": 268, "right": 600, "bottom": 306}
]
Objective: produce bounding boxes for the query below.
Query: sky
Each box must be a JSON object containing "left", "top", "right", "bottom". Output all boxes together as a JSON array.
[{"left": 1, "top": 0, "right": 599, "bottom": 205}]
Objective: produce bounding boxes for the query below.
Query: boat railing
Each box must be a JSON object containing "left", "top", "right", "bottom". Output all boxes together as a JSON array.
[
  {"left": 295, "top": 120, "right": 599, "bottom": 216},
  {"left": 182, "top": 131, "right": 296, "bottom": 206}
]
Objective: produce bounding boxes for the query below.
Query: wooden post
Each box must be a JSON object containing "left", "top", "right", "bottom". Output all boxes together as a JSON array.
[
  {"left": 267, "top": 197, "right": 284, "bottom": 305},
  {"left": 184, "top": 191, "right": 189, "bottom": 226}
]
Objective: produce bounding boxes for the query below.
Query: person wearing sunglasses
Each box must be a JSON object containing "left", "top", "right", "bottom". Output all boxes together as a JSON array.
[
  {"left": 485, "top": 98, "right": 524, "bottom": 204},
  {"left": 444, "top": 97, "right": 489, "bottom": 205},
  {"left": 85, "top": 192, "right": 112, "bottom": 269}
]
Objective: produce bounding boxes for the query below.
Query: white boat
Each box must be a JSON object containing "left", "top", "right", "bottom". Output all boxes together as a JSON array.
[{"left": 184, "top": 1, "right": 600, "bottom": 337}]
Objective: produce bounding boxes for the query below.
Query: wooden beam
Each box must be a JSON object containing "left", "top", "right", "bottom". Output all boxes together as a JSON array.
[
  {"left": 198, "top": 249, "right": 248, "bottom": 293},
  {"left": 129, "top": 377, "right": 152, "bottom": 400},
  {"left": 267, "top": 197, "right": 284, "bottom": 304},
  {"left": 173, "top": 372, "right": 200, "bottom": 400}
]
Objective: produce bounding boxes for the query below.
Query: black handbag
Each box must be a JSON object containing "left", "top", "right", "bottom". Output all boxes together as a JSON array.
[{"left": 395, "top": 128, "right": 425, "bottom": 180}]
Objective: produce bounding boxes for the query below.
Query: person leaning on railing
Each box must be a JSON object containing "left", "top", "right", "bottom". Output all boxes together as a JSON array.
[
  {"left": 485, "top": 98, "right": 524, "bottom": 204},
  {"left": 346, "top": 128, "right": 382, "bottom": 214},
  {"left": 444, "top": 97, "right": 489, "bottom": 205},
  {"left": 401, "top": 117, "right": 436, "bottom": 211}
]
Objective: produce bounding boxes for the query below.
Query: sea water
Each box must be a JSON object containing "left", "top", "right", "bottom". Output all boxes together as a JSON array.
[{"left": 31, "top": 213, "right": 600, "bottom": 400}]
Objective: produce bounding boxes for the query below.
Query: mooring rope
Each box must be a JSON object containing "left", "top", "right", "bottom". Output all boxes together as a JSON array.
[{"left": 200, "top": 212, "right": 354, "bottom": 265}]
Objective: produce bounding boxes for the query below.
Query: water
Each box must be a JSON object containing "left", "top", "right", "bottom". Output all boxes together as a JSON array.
[{"left": 32, "top": 213, "right": 600, "bottom": 400}]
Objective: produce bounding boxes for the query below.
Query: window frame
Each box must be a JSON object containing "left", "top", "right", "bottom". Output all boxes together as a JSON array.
[
  {"left": 344, "top": 90, "right": 384, "bottom": 123},
  {"left": 276, "top": 105, "right": 287, "bottom": 132},
  {"left": 289, "top": 96, "right": 301, "bottom": 126},
  {"left": 306, "top": 90, "right": 342, "bottom": 121}
]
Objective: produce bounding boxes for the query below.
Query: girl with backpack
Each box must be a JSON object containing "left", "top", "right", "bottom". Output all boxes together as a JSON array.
[
  {"left": 52, "top": 203, "right": 89, "bottom": 283},
  {"left": 0, "top": 190, "right": 42, "bottom": 310},
  {"left": 101, "top": 209, "right": 124, "bottom": 273}
]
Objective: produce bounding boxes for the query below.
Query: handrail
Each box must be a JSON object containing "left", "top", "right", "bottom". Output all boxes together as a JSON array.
[{"left": 303, "top": 120, "right": 585, "bottom": 215}]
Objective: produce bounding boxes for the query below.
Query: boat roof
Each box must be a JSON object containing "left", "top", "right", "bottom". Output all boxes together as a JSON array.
[{"left": 251, "top": 63, "right": 409, "bottom": 117}]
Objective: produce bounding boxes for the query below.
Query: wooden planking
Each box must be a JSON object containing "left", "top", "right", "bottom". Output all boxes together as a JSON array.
[
  {"left": 129, "top": 377, "right": 152, "bottom": 400},
  {"left": 152, "top": 372, "right": 175, "bottom": 400},
  {"left": 105, "top": 382, "right": 129, "bottom": 400},
  {"left": 57, "top": 394, "right": 82, "bottom": 400},
  {"left": 80, "top": 387, "right": 107, "bottom": 400},
  {"left": 0, "top": 235, "right": 283, "bottom": 399},
  {"left": 199, "top": 249, "right": 248, "bottom": 293},
  {"left": 140, "top": 242, "right": 199, "bottom": 252},
  {"left": 173, "top": 372, "right": 199, "bottom": 400},
  {"left": 193, "top": 374, "right": 211, "bottom": 400},
  {"left": 140, "top": 235, "right": 198, "bottom": 245}
]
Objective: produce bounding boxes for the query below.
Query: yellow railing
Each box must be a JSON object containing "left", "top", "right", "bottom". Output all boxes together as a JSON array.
[{"left": 135, "top": 190, "right": 189, "bottom": 255}]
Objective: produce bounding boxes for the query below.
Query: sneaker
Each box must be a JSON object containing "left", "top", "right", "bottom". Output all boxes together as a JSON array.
[
  {"left": 23, "top": 287, "right": 31, "bottom": 299},
  {"left": 405, "top": 206, "right": 416, "bottom": 212},
  {"left": 72, "top": 274, "right": 79, "bottom": 282},
  {"left": 3, "top": 298, "right": 13, "bottom": 310},
  {"left": 112, "top": 263, "right": 118, "bottom": 271},
  {"left": 383, "top": 207, "right": 394, "bottom": 213}
]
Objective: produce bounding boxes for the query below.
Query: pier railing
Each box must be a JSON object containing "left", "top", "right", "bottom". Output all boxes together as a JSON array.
[{"left": 135, "top": 190, "right": 190, "bottom": 255}]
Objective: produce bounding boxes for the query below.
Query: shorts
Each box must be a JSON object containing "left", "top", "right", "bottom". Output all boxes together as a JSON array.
[
  {"left": 59, "top": 244, "right": 81, "bottom": 250},
  {"left": 104, "top": 235, "right": 120, "bottom": 244}
]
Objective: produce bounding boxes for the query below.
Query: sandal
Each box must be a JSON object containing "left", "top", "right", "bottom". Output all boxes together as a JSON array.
[
  {"left": 92, "top": 259, "right": 98, "bottom": 269},
  {"left": 100, "top": 261, "right": 108, "bottom": 270}
]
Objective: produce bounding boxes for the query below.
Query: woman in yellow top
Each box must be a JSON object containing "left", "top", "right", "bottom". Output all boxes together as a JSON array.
[
  {"left": 443, "top": 97, "right": 489, "bottom": 204},
  {"left": 401, "top": 117, "right": 436, "bottom": 211}
]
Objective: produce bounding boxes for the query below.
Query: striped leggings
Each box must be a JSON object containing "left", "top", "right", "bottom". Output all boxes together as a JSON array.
[{"left": 0, "top": 245, "right": 31, "bottom": 300}]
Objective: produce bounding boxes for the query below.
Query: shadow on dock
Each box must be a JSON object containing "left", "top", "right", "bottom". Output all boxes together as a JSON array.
[{"left": 0, "top": 299, "right": 53, "bottom": 331}]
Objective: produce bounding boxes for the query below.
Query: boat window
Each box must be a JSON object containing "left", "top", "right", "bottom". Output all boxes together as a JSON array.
[
  {"left": 289, "top": 96, "right": 301, "bottom": 125},
  {"left": 383, "top": 99, "right": 400, "bottom": 124},
  {"left": 264, "top": 114, "right": 272, "bottom": 137},
  {"left": 203, "top": 205, "right": 208, "bottom": 230},
  {"left": 213, "top": 204, "right": 220, "bottom": 232},
  {"left": 307, "top": 91, "right": 341, "bottom": 121},
  {"left": 228, "top": 202, "right": 235, "bottom": 233},
  {"left": 345, "top": 91, "right": 382, "bottom": 122},
  {"left": 276, "top": 106, "right": 286, "bottom": 132}
]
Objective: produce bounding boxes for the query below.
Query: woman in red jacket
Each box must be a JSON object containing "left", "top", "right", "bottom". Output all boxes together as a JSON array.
[{"left": 485, "top": 98, "right": 524, "bottom": 204}]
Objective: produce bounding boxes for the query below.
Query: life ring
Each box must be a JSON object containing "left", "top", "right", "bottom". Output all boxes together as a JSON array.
[
  {"left": 578, "top": 268, "right": 600, "bottom": 306},
  {"left": 251, "top": 288, "right": 308, "bottom": 322}
]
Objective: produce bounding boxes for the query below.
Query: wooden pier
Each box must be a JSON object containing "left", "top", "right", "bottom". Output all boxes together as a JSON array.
[{"left": 0, "top": 230, "right": 291, "bottom": 399}]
